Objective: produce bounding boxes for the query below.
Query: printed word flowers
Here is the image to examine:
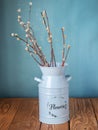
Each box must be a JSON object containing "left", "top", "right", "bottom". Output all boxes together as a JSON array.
[{"left": 11, "top": 2, "right": 71, "bottom": 67}]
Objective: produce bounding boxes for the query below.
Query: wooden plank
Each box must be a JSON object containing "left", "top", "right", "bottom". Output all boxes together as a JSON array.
[
  {"left": 91, "top": 98, "right": 98, "bottom": 122},
  {"left": 0, "top": 98, "right": 98, "bottom": 130},
  {"left": 0, "top": 99, "right": 21, "bottom": 130},
  {"left": 70, "top": 98, "right": 98, "bottom": 130},
  {"left": 8, "top": 99, "right": 40, "bottom": 130}
]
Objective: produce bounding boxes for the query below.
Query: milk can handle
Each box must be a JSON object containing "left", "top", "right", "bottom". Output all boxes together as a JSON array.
[
  {"left": 34, "top": 77, "right": 42, "bottom": 83},
  {"left": 65, "top": 75, "right": 72, "bottom": 82}
]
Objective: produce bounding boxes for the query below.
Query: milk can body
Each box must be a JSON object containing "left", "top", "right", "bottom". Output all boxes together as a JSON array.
[{"left": 35, "top": 64, "right": 71, "bottom": 124}]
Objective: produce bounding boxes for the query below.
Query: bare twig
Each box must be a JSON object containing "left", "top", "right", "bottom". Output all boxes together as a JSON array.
[
  {"left": 28, "top": 2, "right": 32, "bottom": 21},
  {"left": 65, "top": 45, "right": 71, "bottom": 62},
  {"left": 62, "top": 45, "right": 71, "bottom": 66}
]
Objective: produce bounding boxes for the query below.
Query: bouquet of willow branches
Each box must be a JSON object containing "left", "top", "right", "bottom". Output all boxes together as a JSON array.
[{"left": 11, "top": 2, "right": 71, "bottom": 67}]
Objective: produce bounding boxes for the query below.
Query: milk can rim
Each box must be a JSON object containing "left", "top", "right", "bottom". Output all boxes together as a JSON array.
[{"left": 38, "top": 63, "right": 68, "bottom": 69}]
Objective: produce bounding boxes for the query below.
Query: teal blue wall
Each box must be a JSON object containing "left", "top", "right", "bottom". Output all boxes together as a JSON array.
[{"left": 0, "top": 0, "right": 98, "bottom": 97}]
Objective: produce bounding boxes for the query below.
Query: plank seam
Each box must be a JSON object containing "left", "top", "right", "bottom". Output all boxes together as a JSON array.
[{"left": 90, "top": 98, "right": 98, "bottom": 127}]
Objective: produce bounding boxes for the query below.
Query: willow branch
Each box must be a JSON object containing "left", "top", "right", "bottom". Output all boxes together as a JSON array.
[
  {"left": 62, "top": 45, "right": 71, "bottom": 66},
  {"left": 41, "top": 10, "right": 56, "bottom": 66},
  {"left": 61, "top": 27, "right": 66, "bottom": 66}
]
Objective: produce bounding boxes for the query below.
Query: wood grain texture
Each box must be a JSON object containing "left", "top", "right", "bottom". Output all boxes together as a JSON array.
[
  {"left": 0, "top": 98, "right": 21, "bottom": 130},
  {"left": 8, "top": 99, "right": 40, "bottom": 130},
  {"left": 70, "top": 98, "right": 98, "bottom": 130},
  {"left": 91, "top": 98, "right": 98, "bottom": 123},
  {"left": 0, "top": 98, "right": 98, "bottom": 130},
  {"left": 40, "top": 122, "right": 69, "bottom": 130}
]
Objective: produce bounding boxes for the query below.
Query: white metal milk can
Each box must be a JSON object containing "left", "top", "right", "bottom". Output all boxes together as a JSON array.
[{"left": 34, "top": 64, "right": 71, "bottom": 124}]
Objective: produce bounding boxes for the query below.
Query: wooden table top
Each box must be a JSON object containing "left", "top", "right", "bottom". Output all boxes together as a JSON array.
[{"left": 0, "top": 98, "right": 98, "bottom": 130}]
